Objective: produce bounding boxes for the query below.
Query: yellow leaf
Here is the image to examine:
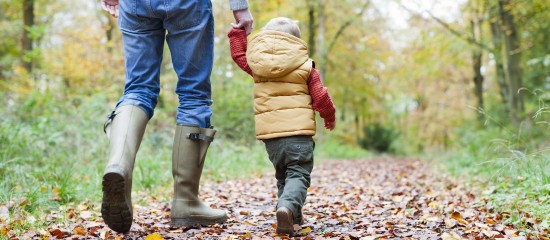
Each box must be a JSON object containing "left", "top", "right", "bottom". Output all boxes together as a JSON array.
[
  {"left": 74, "top": 226, "right": 86, "bottom": 236},
  {"left": 339, "top": 216, "right": 353, "bottom": 222},
  {"left": 40, "top": 186, "right": 47, "bottom": 192},
  {"left": 300, "top": 227, "right": 312, "bottom": 234},
  {"left": 428, "top": 201, "right": 439, "bottom": 208},
  {"left": 451, "top": 212, "right": 469, "bottom": 225},
  {"left": 145, "top": 233, "right": 164, "bottom": 240},
  {"left": 242, "top": 232, "right": 252, "bottom": 238},
  {"left": 1, "top": 225, "right": 9, "bottom": 235},
  {"left": 486, "top": 218, "right": 497, "bottom": 225}
]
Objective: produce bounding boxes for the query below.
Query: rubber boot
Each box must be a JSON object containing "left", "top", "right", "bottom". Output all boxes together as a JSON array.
[
  {"left": 170, "top": 125, "right": 228, "bottom": 227},
  {"left": 101, "top": 105, "right": 148, "bottom": 233}
]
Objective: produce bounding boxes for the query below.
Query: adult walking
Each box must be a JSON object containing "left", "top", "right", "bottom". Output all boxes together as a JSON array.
[{"left": 99, "top": 0, "right": 253, "bottom": 233}]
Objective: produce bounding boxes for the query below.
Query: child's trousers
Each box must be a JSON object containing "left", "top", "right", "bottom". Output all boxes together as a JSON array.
[{"left": 263, "top": 135, "right": 314, "bottom": 224}]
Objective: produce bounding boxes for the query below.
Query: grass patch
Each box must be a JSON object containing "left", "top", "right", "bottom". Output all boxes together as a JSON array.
[{"left": 436, "top": 121, "right": 550, "bottom": 231}]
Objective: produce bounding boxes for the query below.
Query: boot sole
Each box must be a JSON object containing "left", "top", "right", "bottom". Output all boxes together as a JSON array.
[
  {"left": 276, "top": 209, "right": 294, "bottom": 236},
  {"left": 101, "top": 172, "right": 132, "bottom": 233},
  {"left": 171, "top": 215, "right": 228, "bottom": 227}
]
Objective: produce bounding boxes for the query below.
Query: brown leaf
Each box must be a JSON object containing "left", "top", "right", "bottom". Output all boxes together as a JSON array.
[
  {"left": 49, "top": 228, "right": 64, "bottom": 238},
  {"left": 239, "top": 210, "right": 249, "bottom": 215}
]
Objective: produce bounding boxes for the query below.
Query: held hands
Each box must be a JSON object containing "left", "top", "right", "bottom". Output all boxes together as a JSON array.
[
  {"left": 101, "top": 0, "right": 119, "bottom": 17},
  {"left": 232, "top": 9, "right": 254, "bottom": 35}
]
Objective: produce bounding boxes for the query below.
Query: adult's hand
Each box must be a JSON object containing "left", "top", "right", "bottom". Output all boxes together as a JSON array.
[
  {"left": 101, "top": 0, "right": 119, "bottom": 17},
  {"left": 232, "top": 8, "right": 254, "bottom": 35}
]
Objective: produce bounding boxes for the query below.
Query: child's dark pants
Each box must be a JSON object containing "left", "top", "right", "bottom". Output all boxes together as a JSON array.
[{"left": 263, "top": 135, "right": 314, "bottom": 224}]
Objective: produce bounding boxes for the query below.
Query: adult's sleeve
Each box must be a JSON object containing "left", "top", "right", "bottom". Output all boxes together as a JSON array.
[{"left": 229, "top": 0, "right": 249, "bottom": 10}]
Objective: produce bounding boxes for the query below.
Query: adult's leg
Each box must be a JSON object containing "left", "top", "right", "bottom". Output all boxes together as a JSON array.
[
  {"left": 166, "top": 0, "right": 214, "bottom": 128},
  {"left": 101, "top": 0, "right": 165, "bottom": 233},
  {"left": 163, "top": 0, "right": 227, "bottom": 227}
]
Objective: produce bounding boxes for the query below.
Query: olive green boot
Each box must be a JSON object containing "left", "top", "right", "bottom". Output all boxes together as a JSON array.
[
  {"left": 170, "top": 125, "right": 228, "bottom": 227},
  {"left": 101, "top": 105, "right": 148, "bottom": 233}
]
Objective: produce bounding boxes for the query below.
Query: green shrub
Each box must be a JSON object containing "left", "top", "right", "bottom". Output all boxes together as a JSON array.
[{"left": 358, "top": 123, "right": 398, "bottom": 153}]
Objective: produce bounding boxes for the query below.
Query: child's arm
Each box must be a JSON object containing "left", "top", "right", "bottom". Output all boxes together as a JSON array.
[
  {"left": 228, "top": 28, "right": 253, "bottom": 76},
  {"left": 309, "top": 68, "right": 336, "bottom": 130}
]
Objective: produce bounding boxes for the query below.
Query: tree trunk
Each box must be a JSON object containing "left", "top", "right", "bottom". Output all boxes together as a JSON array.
[
  {"left": 22, "top": 0, "right": 35, "bottom": 73},
  {"left": 470, "top": 19, "right": 484, "bottom": 122},
  {"left": 105, "top": 13, "right": 116, "bottom": 52},
  {"left": 307, "top": 0, "right": 316, "bottom": 58},
  {"left": 489, "top": 20, "right": 509, "bottom": 108},
  {"left": 316, "top": 0, "right": 326, "bottom": 78},
  {"left": 498, "top": 0, "right": 524, "bottom": 125}
]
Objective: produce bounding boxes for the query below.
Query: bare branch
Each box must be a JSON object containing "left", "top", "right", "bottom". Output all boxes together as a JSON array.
[
  {"left": 326, "top": 0, "right": 370, "bottom": 54},
  {"left": 399, "top": 2, "right": 494, "bottom": 53}
]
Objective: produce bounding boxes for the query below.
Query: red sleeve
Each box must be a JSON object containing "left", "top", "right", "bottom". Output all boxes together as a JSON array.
[
  {"left": 228, "top": 28, "right": 253, "bottom": 76},
  {"left": 308, "top": 68, "right": 336, "bottom": 122}
]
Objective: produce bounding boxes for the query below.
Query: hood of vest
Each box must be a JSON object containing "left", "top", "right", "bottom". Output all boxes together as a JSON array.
[{"left": 246, "top": 30, "right": 309, "bottom": 79}]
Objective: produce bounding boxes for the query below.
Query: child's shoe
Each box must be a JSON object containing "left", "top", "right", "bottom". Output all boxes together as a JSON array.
[{"left": 276, "top": 207, "right": 294, "bottom": 236}]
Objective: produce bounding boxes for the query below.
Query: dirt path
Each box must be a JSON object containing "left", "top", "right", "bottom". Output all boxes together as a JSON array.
[{"left": 24, "top": 158, "right": 548, "bottom": 239}]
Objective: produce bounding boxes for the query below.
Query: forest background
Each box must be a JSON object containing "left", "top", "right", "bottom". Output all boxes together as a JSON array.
[{"left": 1, "top": 0, "right": 549, "bottom": 235}]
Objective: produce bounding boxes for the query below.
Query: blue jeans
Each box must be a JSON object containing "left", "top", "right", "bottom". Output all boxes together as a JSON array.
[{"left": 116, "top": 0, "right": 214, "bottom": 128}]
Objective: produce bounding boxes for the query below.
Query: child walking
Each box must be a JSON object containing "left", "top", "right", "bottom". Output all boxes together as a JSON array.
[{"left": 228, "top": 17, "right": 336, "bottom": 236}]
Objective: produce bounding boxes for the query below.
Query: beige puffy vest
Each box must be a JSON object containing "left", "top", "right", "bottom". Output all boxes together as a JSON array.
[{"left": 246, "top": 30, "right": 316, "bottom": 140}]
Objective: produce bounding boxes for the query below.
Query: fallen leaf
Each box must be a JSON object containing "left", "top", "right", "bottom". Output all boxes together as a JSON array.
[
  {"left": 1, "top": 225, "right": 9, "bottom": 235},
  {"left": 441, "top": 231, "right": 461, "bottom": 240},
  {"left": 145, "top": 233, "right": 164, "bottom": 240},
  {"left": 49, "top": 229, "right": 64, "bottom": 238},
  {"left": 80, "top": 211, "right": 92, "bottom": 220},
  {"left": 486, "top": 218, "right": 497, "bottom": 225},
  {"left": 451, "top": 212, "right": 469, "bottom": 225},
  {"left": 244, "top": 220, "right": 258, "bottom": 226},
  {"left": 100, "top": 230, "right": 110, "bottom": 239},
  {"left": 300, "top": 227, "right": 312, "bottom": 234},
  {"left": 445, "top": 218, "right": 457, "bottom": 228},
  {"left": 74, "top": 226, "right": 86, "bottom": 236},
  {"left": 239, "top": 210, "right": 249, "bottom": 215}
]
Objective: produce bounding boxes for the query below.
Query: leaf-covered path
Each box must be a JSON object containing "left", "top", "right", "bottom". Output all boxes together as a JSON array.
[{"left": 26, "top": 158, "right": 549, "bottom": 239}]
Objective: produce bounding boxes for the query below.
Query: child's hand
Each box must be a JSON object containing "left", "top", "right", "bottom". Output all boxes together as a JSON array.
[
  {"left": 101, "top": 0, "right": 119, "bottom": 17},
  {"left": 324, "top": 118, "right": 335, "bottom": 131}
]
